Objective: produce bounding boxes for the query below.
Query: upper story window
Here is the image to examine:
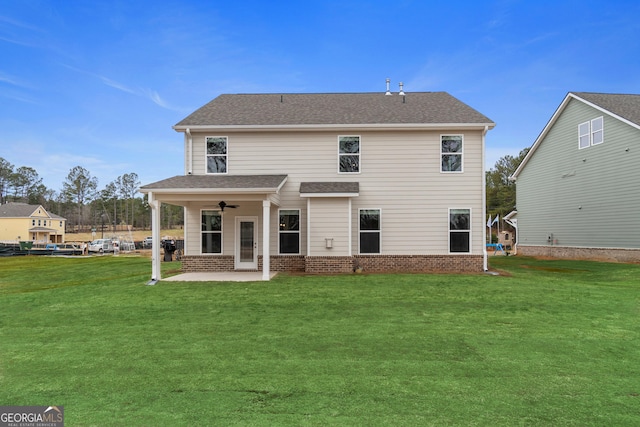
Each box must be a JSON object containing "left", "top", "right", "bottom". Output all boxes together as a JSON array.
[
  {"left": 339, "top": 136, "right": 360, "bottom": 173},
  {"left": 441, "top": 135, "right": 463, "bottom": 172},
  {"left": 206, "top": 136, "right": 228, "bottom": 174},
  {"left": 578, "top": 116, "right": 603, "bottom": 149}
]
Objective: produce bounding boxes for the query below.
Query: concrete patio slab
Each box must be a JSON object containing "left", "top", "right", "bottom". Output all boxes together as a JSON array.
[{"left": 161, "top": 272, "right": 277, "bottom": 282}]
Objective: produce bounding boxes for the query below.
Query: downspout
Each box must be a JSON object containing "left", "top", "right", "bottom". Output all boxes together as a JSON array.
[
  {"left": 482, "top": 125, "right": 489, "bottom": 271},
  {"left": 186, "top": 127, "right": 193, "bottom": 175},
  {"left": 505, "top": 217, "right": 518, "bottom": 255},
  {"left": 306, "top": 198, "right": 311, "bottom": 257}
]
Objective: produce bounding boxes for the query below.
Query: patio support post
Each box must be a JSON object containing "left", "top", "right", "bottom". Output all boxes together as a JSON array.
[
  {"left": 149, "top": 192, "right": 162, "bottom": 282},
  {"left": 262, "top": 200, "right": 271, "bottom": 280}
]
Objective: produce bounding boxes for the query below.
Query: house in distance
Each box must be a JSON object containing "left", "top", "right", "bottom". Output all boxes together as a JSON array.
[
  {"left": 511, "top": 92, "right": 640, "bottom": 262},
  {"left": 140, "top": 83, "right": 495, "bottom": 280}
]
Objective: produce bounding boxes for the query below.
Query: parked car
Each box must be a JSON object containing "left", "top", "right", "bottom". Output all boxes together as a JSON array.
[
  {"left": 142, "top": 236, "right": 153, "bottom": 248},
  {"left": 88, "top": 239, "right": 115, "bottom": 253}
]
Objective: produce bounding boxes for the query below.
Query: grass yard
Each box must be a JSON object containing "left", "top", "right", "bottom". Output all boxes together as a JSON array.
[{"left": 1, "top": 255, "right": 639, "bottom": 426}]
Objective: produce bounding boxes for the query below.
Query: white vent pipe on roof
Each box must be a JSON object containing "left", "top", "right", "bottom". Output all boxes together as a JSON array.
[
  {"left": 385, "top": 78, "right": 392, "bottom": 95},
  {"left": 399, "top": 82, "right": 405, "bottom": 96}
]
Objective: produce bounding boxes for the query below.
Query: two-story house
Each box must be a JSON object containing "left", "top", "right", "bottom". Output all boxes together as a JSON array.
[
  {"left": 140, "top": 90, "right": 495, "bottom": 280},
  {"left": 0, "top": 203, "right": 67, "bottom": 243},
  {"left": 511, "top": 92, "right": 640, "bottom": 262}
]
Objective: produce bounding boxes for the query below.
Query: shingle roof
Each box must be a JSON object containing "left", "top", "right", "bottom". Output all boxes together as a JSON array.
[
  {"left": 140, "top": 174, "right": 288, "bottom": 192},
  {"left": 572, "top": 92, "right": 640, "bottom": 126},
  {"left": 299, "top": 182, "right": 359, "bottom": 194},
  {"left": 0, "top": 203, "right": 53, "bottom": 218},
  {"left": 174, "top": 92, "right": 494, "bottom": 128}
]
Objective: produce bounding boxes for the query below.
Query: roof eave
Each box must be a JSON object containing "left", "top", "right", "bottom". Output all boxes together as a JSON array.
[
  {"left": 300, "top": 192, "right": 359, "bottom": 198},
  {"left": 139, "top": 187, "right": 283, "bottom": 194},
  {"left": 173, "top": 123, "right": 496, "bottom": 132}
]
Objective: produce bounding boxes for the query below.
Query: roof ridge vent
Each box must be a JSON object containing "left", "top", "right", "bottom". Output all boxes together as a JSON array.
[
  {"left": 399, "top": 82, "right": 405, "bottom": 96},
  {"left": 385, "top": 78, "right": 392, "bottom": 95}
]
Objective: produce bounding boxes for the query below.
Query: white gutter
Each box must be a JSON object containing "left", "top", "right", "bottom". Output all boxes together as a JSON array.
[
  {"left": 482, "top": 125, "right": 489, "bottom": 271},
  {"left": 173, "top": 123, "right": 496, "bottom": 133}
]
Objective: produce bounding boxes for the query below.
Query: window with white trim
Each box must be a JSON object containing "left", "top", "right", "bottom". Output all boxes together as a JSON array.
[
  {"left": 339, "top": 136, "right": 360, "bottom": 173},
  {"left": 449, "top": 208, "right": 470, "bottom": 253},
  {"left": 359, "top": 209, "right": 380, "bottom": 254},
  {"left": 206, "top": 136, "right": 227, "bottom": 173},
  {"left": 201, "top": 210, "right": 222, "bottom": 254},
  {"left": 578, "top": 116, "right": 604, "bottom": 149},
  {"left": 279, "top": 209, "right": 300, "bottom": 254},
  {"left": 441, "top": 135, "right": 463, "bottom": 172}
]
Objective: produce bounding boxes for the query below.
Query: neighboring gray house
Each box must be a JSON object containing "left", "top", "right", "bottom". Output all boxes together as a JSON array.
[
  {"left": 140, "top": 90, "right": 495, "bottom": 280},
  {"left": 511, "top": 92, "right": 640, "bottom": 262}
]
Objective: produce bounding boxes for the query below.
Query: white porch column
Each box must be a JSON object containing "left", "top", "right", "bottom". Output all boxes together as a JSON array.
[
  {"left": 262, "top": 200, "right": 271, "bottom": 280},
  {"left": 149, "top": 192, "right": 162, "bottom": 282}
]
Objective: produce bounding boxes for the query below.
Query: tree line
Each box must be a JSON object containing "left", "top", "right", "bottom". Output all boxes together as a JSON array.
[
  {"left": 485, "top": 147, "right": 530, "bottom": 239},
  {"left": 0, "top": 157, "right": 183, "bottom": 232}
]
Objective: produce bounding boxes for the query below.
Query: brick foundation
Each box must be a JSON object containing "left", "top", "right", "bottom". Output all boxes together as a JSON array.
[
  {"left": 181, "top": 255, "right": 235, "bottom": 272},
  {"left": 181, "top": 254, "right": 484, "bottom": 274},
  {"left": 355, "top": 255, "right": 483, "bottom": 273},
  {"left": 304, "top": 256, "right": 355, "bottom": 274},
  {"left": 264, "top": 255, "right": 306, "bottom": 272},
  {"left": 518, "top": 245, "right": 640, "bottom": 263}
]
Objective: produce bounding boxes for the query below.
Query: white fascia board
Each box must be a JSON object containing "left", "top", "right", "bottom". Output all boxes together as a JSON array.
[
  {"left": 174, "top": 123, "right": 496, "bottom": 133},
  {"left": 300, "top": 192, "right": 359, "bottom": 198},
  {"left": 139, "top": 187, "right": 282, "bottom": 194}
]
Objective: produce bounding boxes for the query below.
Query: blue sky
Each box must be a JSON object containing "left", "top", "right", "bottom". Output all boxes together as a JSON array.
[{"left": 1, "top": 0, "right": 639, "bottom": 193}]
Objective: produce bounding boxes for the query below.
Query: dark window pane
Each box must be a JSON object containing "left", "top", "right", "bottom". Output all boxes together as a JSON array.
[
  {"left": 339, "top": 136, "right": 360, "bottom": 153},
  {"left": 206, "top": 137, "right": 227, "bottom": 154},
  {"left": 441, "top": 136, "right": 462, "bottom": 153},
  {"left": 442, "top": 154, "right": 462, "bottom": 172},
  {"left": 202, "top": 233, "right": 222, "bottom": 253},
  {"left": 360, "top": 210, "right": 380, "bottom": 230},
  {"left": 449, "top": 211, "right": 470, "bottom": 230},
  {"left": 450, "top": 231, "right": 469, "bottom": 252},
  {"left": 360, "top": 232, "right": 380, "bottom": 254},
  {"left": 339, "top": 155, "right": 359, "bottom": 172},
  {"left": 202, "top": 211, "right": 221, "bottom": 231},
  {"left": 279, "top": 233, "right": 300, "bottom": 254},
  {"left": 207, "top": 156, "right": 227, "bottom": 173},
  {"left": 279, "top": 210, "right": 300, "bottom": 231}
]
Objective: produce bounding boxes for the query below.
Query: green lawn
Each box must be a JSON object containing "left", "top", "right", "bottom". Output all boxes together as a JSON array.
[{"left": 1, "top": 255, "right": 639, "bottom": 426}]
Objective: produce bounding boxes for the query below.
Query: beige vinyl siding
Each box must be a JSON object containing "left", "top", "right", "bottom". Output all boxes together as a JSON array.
[
  {"left": 517, "top": 99, "right": 640, "bottom": 248},
  {"left": 308, "top": 198, "right": 350, "bottom": 256},
  {"left": 187, "top": 129, "right": 485, "bottom": 255}
]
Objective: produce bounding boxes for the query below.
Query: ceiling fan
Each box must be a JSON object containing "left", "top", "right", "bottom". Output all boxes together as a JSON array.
[{"left": 218, "top": 201, "right": 239, "bottom": 212}]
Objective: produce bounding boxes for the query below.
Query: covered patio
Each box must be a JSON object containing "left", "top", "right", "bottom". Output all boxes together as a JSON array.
[{"left": 139, "top": 174, "right": 288, "bottom": 282}]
